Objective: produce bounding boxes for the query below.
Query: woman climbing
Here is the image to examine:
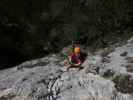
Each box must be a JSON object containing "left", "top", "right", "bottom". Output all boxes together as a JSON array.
[
  {"left": 64, "top": 32, "right": 87, "bottom": 71},
  {"left": 67, "top": 44, "right": 87, "bottom": 71}
]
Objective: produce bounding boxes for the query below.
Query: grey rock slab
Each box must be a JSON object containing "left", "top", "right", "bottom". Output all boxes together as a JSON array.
[{"left": 1, "top": 37, "right": 133, "bottom": 99}]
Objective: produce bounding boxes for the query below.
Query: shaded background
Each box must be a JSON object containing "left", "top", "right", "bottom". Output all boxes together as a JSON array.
[{"left": 0, "top": 0, "right": 133, "bottom": 68}]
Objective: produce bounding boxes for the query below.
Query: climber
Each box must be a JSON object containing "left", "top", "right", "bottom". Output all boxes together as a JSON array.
[
  {"left": 66, "top": 46, "right": 87, "bottom": 71},
  {"left": 69, "top": 47, "right": 82, "bottom": 65},
  {"left": 63, "top": 32, "right": 87, "bottom": 71}
]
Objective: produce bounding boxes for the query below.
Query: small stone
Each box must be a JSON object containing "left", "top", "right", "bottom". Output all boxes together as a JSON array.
[
  {"left": 103, "top": 69, "right": 114, "bottom": 78},
  {"left": 120, "top": 51, "right": 128, "bottom": 57},
  {"left": 126, "top": 57, "right": 133, "bottom": 63},
  {"left": 126, "top": 63, "right": 133, "bottom": 72},
  {"left": 102, "top": 57, "right": 110, "bottom": 63}
]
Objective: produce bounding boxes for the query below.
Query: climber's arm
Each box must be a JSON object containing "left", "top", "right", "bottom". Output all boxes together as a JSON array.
[{"left": 73, "top": 60, "right": 81, "bottom": 66}]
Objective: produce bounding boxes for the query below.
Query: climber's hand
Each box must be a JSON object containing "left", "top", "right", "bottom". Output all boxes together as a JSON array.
[{"left": 64, "top": 60, "right": 69, "bottom": 66}]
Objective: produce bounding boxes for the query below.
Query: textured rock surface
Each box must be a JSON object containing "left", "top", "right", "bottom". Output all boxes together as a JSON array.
[{"left": 0, "top": 38, "right": 133, "bottom": 100}]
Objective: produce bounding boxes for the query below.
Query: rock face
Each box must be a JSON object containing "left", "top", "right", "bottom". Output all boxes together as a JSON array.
[{"left": 1, "top": 38, "right": 133, "bottom": 100}]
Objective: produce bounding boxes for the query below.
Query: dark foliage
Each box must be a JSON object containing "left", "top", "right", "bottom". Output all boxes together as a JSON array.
[{"left": 113, "top": 74, "right": 133, "bottom": 93}]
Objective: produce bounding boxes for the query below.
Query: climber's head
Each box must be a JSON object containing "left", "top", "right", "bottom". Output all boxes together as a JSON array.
[{"left": 74, "top": 47, "right": 81, "bottom": 54}]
